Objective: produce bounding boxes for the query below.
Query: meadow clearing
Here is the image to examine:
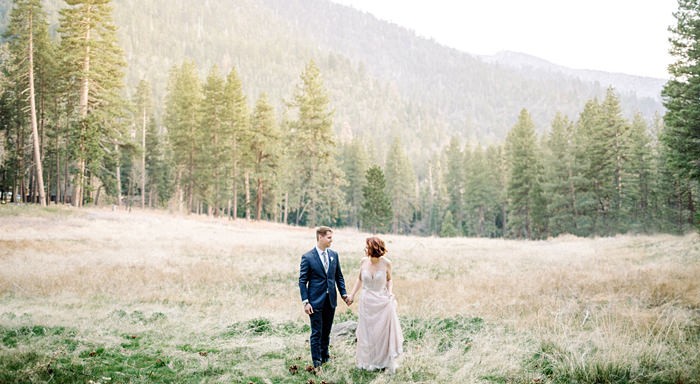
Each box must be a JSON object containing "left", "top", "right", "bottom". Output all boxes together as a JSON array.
[{"left": 0, "top": 205, "right": 698, "bottom": 383}]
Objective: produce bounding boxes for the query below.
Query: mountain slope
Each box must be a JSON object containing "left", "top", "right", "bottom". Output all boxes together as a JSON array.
[
  {"left": 262, "top": 0, "right": 663, "bottom": 130},
  {"left": 482, "top": 50, "right": 665, "bottom": 102},
  {"left": 0, "top": 0, "right": 666, "bottom": 163}
]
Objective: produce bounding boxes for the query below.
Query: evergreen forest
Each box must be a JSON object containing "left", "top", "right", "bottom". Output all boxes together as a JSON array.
[{"left": 0, "top": 0, "right": 697, "bottom": 238}]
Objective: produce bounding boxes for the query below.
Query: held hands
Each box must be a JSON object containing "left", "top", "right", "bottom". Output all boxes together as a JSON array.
[
  {"left": 305, "top": 296, "right": 353, "bottom": 314},
  {"left": 344, "top": 295, "right": 354, "bottom": 306}
]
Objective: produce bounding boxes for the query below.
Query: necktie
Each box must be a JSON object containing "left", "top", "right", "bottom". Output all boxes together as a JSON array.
[{"left": 322, "top": 250, "right": 329, "bottom": 272}]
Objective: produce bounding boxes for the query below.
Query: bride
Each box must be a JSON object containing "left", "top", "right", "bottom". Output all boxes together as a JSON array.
[{"left": 346, "top": 236, "right": 404, "bottom": 373}]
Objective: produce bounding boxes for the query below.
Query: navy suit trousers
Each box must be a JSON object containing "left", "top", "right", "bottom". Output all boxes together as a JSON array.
[{"left": 309, "top": 296, "right": 335, "bottom": 366}]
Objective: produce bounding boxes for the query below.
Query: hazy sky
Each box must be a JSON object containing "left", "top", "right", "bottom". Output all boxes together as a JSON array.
[{"left": 330, "top": 0, "right": 676, "bottom": 79}]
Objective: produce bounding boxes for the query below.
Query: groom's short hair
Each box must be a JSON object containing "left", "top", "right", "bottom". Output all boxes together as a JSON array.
[{"left": 316, "top": 226, "right": 333, "bottom": 240}]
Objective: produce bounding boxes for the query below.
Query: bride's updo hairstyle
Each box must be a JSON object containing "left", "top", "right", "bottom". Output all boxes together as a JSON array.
[{"left": 365, "top": 236, "right": 387, "bottom": 258}]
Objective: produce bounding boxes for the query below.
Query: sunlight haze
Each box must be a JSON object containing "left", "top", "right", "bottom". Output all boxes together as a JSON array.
[{"left": 331, "top": 0, "right": 676, "bottom": 79}]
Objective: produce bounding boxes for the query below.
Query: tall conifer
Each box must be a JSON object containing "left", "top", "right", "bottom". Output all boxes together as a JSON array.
[
  {"left": 361, "top": 165, "right": 392, "bottom": 233},
  {"left": 505, "top": 109, "right": 547, "bottom": 239},
  {"left": 164, "top": 61, "right": 201, "bottom": 212},
  {"left": 287, "top": 60, "right": 345, "bottom": 226},
  {"left": 340, "top": 137, "right": 370, "bottom": 228},
  {"left": 222, "top": 67, "right": 249, "bottom": 219},
  {"left": 58, "top": 0, "right": 126, "bottom": 206},
  {"left": 249, "top": 93, "right": 279, "bottom": 220},
  {"left": 662, "top": 0, "right": 700, "bottom": 228},
  {"left": 544, "top": 113, "right": 577, "bottom": 236},
  {"left": 5, "top": 0, "right": 51, "bottom": 205},
  {"left": 444, "top": 136, "right": 464, "bottom": 232},
  {"left": 199, "top": 66, "right": 227, "bottom": 215},
  {"left": 385, "top": 137, "right": 416, "bottom": 234}
]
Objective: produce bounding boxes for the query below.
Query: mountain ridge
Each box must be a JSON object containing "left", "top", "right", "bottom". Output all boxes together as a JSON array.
[
  {"left": 481, "top": 50, "right": 665, "bottom": 101},
  {"left": 0, "top": 0, "right": 666, "bottom": 160},
  {"left": 258, "top": 0, "right": 664, "bottom": 138}
]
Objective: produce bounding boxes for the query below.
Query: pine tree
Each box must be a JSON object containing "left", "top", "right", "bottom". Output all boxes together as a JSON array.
[
  {"left": 287, "top": 60, "right": 346, "bottom": 226},
  {"left": 505, "top": 109, "right": 547, "bottom": 239},
  {"left": 439, "top": 210, "right": 459, "bottom": 237},
  {"left": 624, "top": 113, "right": 652, "bottom": 231},
  {"left": 646, "top": 114, "right": 665, "bottom": 231},
  {"left": 487, "top": 145, "right": 508, "bottom": 237},
  {"left": 4, "top": 0, "right": 52, "bottom": 205},
  {"left": 385, "top": 137, "right": 416, "bottom": 234},
  {"left": 662, "top": 0, "right": 700, "bottom": 229},
  {"left": 444, "top": 136, "right": 464, "bottom": 232},
  {"left": 249, "top": 93, "right": 279, "bottom": 220},
  {"left": 419, "top": 155, "right": 448, "bottom": 236},
  {"left": 199, "top": 65, "right": 227, "bottom": 215},
  {"left": 144, "top": 112, "right": 171, "bottom": 208},
  {"left": 58, "top": 0, "right": 126, "bottom": 206},
  {"left": 360, "top": 165, "right": 392, "bottom": 233},
  {"left": 656, "top": 123, "right": 697, "bottom": 233},
  {"left": 222, "top": 67, "right": 249, "bottom": 219},
  {"left": 543, "top": 112, "right": 577, "bottom": 236},
  {"left": 132, "top": 80, "right": 153, "bottom": 208},
  {"left": 164, "top": 61, "right": 201, "bottom": 212},
  {"left": 464, "top": 144, "right": 500, "bottom": 237},
  {"left": 571, "top": 99, "right": 601, "bottom": 236},
  {"left": 599, "top": 88, "right": 630, "bottom": 233},
  {"left": 340, "top": 137, "right": 370, "bottom": 228},
  {"left": 663, "top": 0, "right": 700, "bottom": 181}
]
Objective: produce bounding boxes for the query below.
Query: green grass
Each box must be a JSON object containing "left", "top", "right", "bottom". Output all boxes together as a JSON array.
[
  {"left": 4, "top": 316, "right": 697, "bottom": 383},
  {"left": 0, "top": 327, "right": 180, "bottom": 383},
  {"left": 0, "top": 316, "right": 486, "bottom": 383},
  {"left": 223, "top": 317, "right": 309, "bottom": 337},
  {"left": 402, "top": 315, "right": 483, "bottom": 352},
  {"left": 522, "top": 341, "right": 700, "bottom": 384}
]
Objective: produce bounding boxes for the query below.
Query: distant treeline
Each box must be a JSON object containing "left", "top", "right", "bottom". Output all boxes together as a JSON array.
[{"left": 0, "top": 0, "right": 696, "bottom": 238}]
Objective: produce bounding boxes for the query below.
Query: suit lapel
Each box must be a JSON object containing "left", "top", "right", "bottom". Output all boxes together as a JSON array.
[
  {"left": 326, "top": 250, "right": 334, "bottom": 275},
  {"left": 313, "top": 248, "right": 327, "bottom": 276}
]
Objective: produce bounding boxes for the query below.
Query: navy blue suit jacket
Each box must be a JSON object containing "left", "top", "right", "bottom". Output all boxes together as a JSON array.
[{"left": 299, "top": 248, "right": 347, "bottom": 309}]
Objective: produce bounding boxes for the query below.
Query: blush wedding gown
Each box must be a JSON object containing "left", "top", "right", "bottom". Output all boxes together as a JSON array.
[{"left": 355, "top": 267, "right": 404, "bottom": 372}]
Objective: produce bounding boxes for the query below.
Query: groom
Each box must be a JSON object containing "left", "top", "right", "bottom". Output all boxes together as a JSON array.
[{"left": 299, "top": 226, "right": 348, "bottom": 369}]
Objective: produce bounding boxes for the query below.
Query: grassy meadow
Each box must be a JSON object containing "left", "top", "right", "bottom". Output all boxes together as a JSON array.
[{"left": 0, "top": 205, "right": 698, "bottom": 383}]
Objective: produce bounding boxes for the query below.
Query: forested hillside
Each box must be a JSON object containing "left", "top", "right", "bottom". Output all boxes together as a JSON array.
[
  {"left": 1, "top": 0, "right": 665, "bottom": 152},
  {"left": 0, "top": 0, "right": 695, "bottom": 238},
  {"left": 262, "top": 0, "right": 664, "bottom": 138}
]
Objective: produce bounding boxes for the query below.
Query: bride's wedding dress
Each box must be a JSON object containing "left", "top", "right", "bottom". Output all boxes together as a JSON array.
[{"left": 355, "top": 267, "right": 404, "bottom": 372}]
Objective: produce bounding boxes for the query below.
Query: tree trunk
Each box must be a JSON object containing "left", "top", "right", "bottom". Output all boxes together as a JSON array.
[
  {"left": 127, "top": 171, "right": 133, "bottom": 212},
  {"left": 55, "top": 133, "right": 61, "bottom": 203},
  {"left": 175, "top": 168, "right": 183, "bottom": 213},
  {"left": 284, "top": 192, "right": 289, "bottom": 224},
  {"left": 256, "top": 177, "right": 263, "bottom": 220},
  {"left": 141, "top": 107, "right": 146, "bottom": 208},
  {"left": 16, "top": 118, "right": 24, "bottom": 203},
  {"left": 115, "top": 144, "right": 122, "bottom": 208},
  {"left": 95, "top": 185, "right": 102, "bottom": 206},
  {"left": 502, "top": 203, "right": 508, "bottom": 237},
  {"left": 231, "top": 157, "right": 238, "bottom": 220},
  {"left": 187, "top": 157, "right": 194, "bottom": 213},
  {"left": 74, "top": 24, "right": 91, "bottom": 207},
  {"left": 27, "top": 12, "right": 46, "bottom": 206},
  {"left": 245, "top": 170, "right": 251, "bottom": 220}
]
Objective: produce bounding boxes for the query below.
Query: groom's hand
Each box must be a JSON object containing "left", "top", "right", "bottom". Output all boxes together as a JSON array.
[{"left": 304, "top": 303, "right": 314, "bottom": 315}]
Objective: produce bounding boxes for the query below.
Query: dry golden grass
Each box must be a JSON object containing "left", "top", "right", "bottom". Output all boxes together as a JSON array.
[{"left": 0, "top": 205, "right": 698, "bottom": 383}]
